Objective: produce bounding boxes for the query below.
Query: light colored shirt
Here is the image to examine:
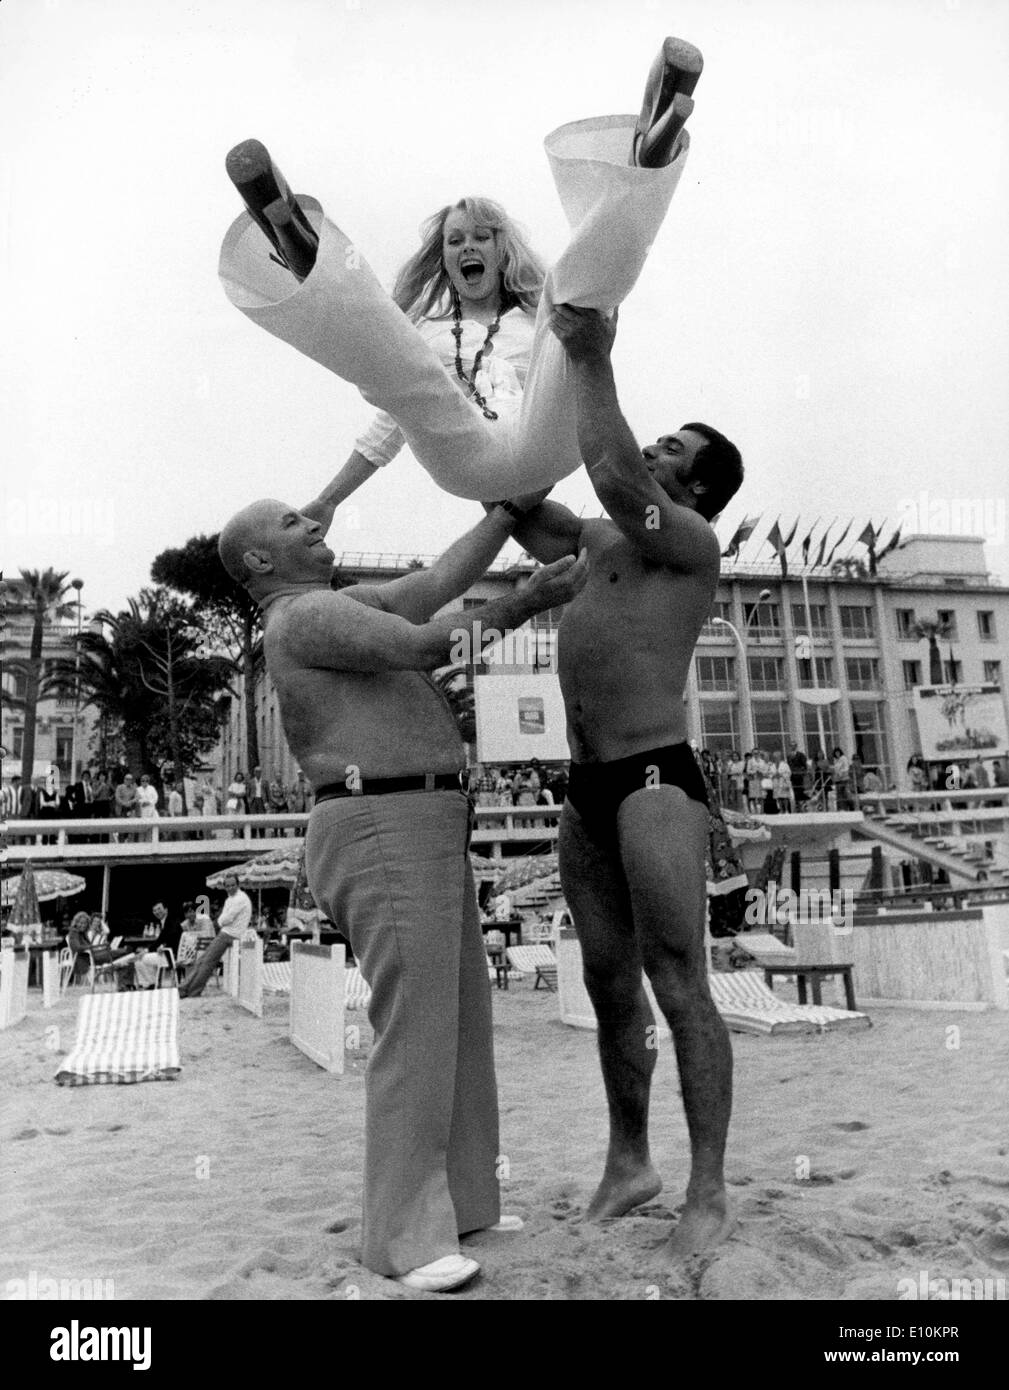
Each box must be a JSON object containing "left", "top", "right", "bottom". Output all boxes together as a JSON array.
[
  {"left": 354, "top": 309, "right": 536, "bottom": 467},
  {"left": 218, "top": 889, "right": 253, "bottom": 939}
]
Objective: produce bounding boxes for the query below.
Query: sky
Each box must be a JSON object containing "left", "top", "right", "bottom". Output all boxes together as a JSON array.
[{"left": 2, "top": 0, "right": 1008, "bottom": 621}]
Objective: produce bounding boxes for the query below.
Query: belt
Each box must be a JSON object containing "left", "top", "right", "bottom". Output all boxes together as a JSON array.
[{"left": 314, "top": 773, "right": 463, "bottom": 802}]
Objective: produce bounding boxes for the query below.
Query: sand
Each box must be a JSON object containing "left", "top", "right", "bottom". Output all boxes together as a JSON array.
[{"left": 2, "top": 982, "right": 1008, "bottom": 1301}]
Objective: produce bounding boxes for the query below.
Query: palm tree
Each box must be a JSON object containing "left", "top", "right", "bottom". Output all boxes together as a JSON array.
[
  {"left": 911, "top": 616, "right": 954, "bottom": 685},
  {"left": 3, "top": 569, "right": 76, "bottom": 787}
]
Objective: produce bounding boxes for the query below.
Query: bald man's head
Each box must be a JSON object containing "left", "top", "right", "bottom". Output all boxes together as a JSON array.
[{"left": 219, "top": 500, "right": 335, "bottom": 592}]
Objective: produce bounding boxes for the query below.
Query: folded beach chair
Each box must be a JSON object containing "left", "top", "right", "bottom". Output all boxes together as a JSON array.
[
  {"left": 345, "top": 965, "right": 372, "bottom": 1011},
  {"left": 263, "top": 961, "right": 293, "bottom": 993},
  {"left": 734, "top": 931, "right": 799, "bottom": 967},
  {"left": 55, "top": 987, "right": 181, "bottom": 1085},
  {"left": 708, "top": 970, "right": 870, "bottom": 1036},
  {"left": 507, "top": 944, "right": 558, "bottom": 991},
  {"left": 0, "top": 947, "right": 30, "bottom": 1030}
]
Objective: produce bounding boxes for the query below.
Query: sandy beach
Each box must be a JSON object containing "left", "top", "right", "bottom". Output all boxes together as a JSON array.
[{"left": 2, "top": 981, "right": 1007, "bottom": 1302}]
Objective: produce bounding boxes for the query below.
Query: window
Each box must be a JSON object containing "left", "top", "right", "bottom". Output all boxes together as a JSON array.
[
  {"left": 902, "top": 660, "right": 922, "bottom": 690},
  {"left": 7, "top": 670, "right": 28, "bottom": 700},
  {"left": 839, "top": 605, "right": 875, "bottom": 640},
  {"left": 845, "top": 657, "right": 881, "bottom": 691},
  {"left": 983, "top": 660, "right": 1002, "bottom": 685},
  {"left": 895, "top": 608, "right": 917, "bottom": 639},
  {"left": 802, "top": 704, "right": 839, "bottom": 757},
  {"left": 698, "top": 701, "right": 739, "bottom": 756},
  {"left": 696, "top": 655, "right": 736, "bottom": 692},
  {"left": 943, "top": 659, "right": 962, "bottom": 684},
  {"left": 11, "top": 727, "right": 24, "bottom": 759},
  {"left": 752, "top": 701, "right": 789, "bottom": 751},
  {"left": 747, "top": 656, "right": 785, "bottom": 692},
  {"left": 791, "top": 603, "right": 830, "bottom": 638},
  {"left": 936, "top": 609, "right": 958, "bottom": 639},
  {"left": 701, "top": 600, "right": 733, "bottom": 638},
  {"left": 742, "top": 601, "right": 781, "bottom": 638},
  {"left": 54, "top": 726, "right": 74, "bottom": 775},
  {"left": 797, "top": 656, "right": 835, "bottom": 688},
  {"left": 977, "top": 611, "right": 996, "bottom": 641},
  {"left": 851, "top": 702, "right": 890, "bottom": 779}
]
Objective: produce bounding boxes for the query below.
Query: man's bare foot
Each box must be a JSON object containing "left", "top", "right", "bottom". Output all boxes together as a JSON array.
[
  {"left": 585, "top": 1162, "right": 662, "bottom": 1221},
  {"left": 662, "top": 1192, "right": 736, "bottom": 1263}
]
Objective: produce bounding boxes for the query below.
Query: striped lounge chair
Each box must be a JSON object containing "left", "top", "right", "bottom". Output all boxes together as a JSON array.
[
  {"left": 55, "top": 988, "right": 182, "bottom": 1086},
  {"left": 345, "top": 966, "right": 372, "bottom": 1011},
  {"left": 708, "top": 970, "right": 870, "bottom": 1036},
  {"left": 263, "top": 962, "right": 293, "bottom": 994},
  {"left": 506, "top": 945, "right": 558, "bottom": 991}
]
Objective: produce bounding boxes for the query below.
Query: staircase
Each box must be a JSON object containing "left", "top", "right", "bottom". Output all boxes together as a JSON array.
[{"left": 854, "top": 813, "right": 1004, "bottom": 884}]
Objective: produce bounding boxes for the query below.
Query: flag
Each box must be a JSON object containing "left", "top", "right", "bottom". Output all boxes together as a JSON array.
[
  {"left": 813, "top": 520, "right": 836, "bottom": 568},
  {"left": 766, "top": 518, "right": 791, "bottom": 576},
  {"left": 824, "top": 520, "right": 853, "bottom": 567},
  {"left": 721, "top": 515, "right": 760, "bottom": 559},
  {"left": 856, "top": 520, "right": 881, "bottom": 574},
  {"left": 877, "top": 526, "right": 903, "bottom": 560},
  {"left": 800, "top": 518, "right": 819, "bottom": 567},
  {"left": 782, "top": 519, "right": 799, "bottom": 548}
]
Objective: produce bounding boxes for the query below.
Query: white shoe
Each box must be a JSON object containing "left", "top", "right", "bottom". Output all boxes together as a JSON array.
[
  {"left": 489, "top": 1215, "right": 525, "bottom": 1233},
  {"left": 397, "top": 1255, "right": 480, "bottom": 1292}
]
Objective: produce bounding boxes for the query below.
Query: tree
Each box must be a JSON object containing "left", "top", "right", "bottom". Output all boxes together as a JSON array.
[
  {"left": 829, "top": 556, "right": 869, "bottom": 581},
  {"left": 911, "top": 616, "right": 954, "bottom": 685},
  {"left": 151, "top": 535, "right": 263, "bottom": 775},
  {"left": 75, "top": 589, "right": 234, "bottom": 791},
  {"left": 433, "top": 667, "right": 476, "bottom": 747},
  {"left": 2, "top": 569, "right": 77, "bottom": 786}
]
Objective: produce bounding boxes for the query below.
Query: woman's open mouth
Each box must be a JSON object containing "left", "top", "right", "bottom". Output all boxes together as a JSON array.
[{"left": 460, "top": 258, "right": 485, "bottom": 283}]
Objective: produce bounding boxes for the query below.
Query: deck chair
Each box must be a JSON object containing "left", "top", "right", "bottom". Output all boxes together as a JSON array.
[
  {"left": 708, "top": 970, "right": 870, "bottom": 1035},
  {"left": 506, "top": 944, "right": 558, "bottom": 991},
  {"left": 263, "top": 961, "right": 293, "bottom": 993},
  {"left": 734, "top": 931, "right": 799, "bottom": 968},
  {"left": 173, "top": 932, "right": 200, "bottom": 983},
  {"left": 345, "top": 965, "right": 372, "bottom": 1011},
  {"left": 55, "top": 987, "right": 181, "bottom": 1085}
]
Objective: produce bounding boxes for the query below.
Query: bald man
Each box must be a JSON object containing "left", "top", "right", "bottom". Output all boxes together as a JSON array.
[{"left": 219, "top": 496, "right": 586, "bottom": 1290}]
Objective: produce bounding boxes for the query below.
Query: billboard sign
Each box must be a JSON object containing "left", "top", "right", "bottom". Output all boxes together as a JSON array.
[
  {"left": 474, "top": 674, "right": 570, "bottom": 763},
  {"left": 912, "top": 684, "right": 1009, "bottom": 761}
]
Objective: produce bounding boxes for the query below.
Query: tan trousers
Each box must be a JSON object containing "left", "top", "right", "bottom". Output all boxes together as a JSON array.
[{"left": 305, "top": 789, "right": 500, "bottom": 1276}]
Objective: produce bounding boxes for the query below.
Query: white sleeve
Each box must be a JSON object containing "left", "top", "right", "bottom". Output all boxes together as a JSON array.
[{"left": 353, "top": 409, "right": 406, "bottom": 468}]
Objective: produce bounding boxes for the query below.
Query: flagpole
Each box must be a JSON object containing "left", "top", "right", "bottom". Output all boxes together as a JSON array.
[{"left": 800, "top": 563, "right": 828, "bottom": 779}]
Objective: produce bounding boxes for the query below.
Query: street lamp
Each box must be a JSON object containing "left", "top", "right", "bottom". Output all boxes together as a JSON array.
[
  {"left": 70, "top": 578, "right": 83, "bottom": 781},
  {"left": 711, "top": 590, "right": 772, "bottom": 752}
]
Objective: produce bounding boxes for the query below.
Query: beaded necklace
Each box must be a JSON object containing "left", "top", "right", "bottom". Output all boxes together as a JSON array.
[{"left": 451, "top": 289, "right": 500, "bottom": 421}]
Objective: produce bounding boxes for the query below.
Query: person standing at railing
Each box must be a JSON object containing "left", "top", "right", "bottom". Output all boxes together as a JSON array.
[
  {"left": 226, "top": 770, "right": 248, "bottom": 815},
  {"left": 91, "top": 769, "right": 112, "bottom": 820}
]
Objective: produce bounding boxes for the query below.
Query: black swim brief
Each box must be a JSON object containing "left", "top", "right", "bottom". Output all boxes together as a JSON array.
[{"left": 565, "top": 742, "right": 709, "bottom": 846}]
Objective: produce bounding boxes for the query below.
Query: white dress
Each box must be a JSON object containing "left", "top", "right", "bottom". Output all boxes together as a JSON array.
[{"left": 219, "top": 116, "right": 690, "bottom": 499}]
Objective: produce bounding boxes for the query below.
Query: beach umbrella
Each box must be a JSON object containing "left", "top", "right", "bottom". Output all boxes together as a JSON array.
[
  {"left": 206, "top": 841, "right": 305, "bottom": 892},
  {"left": 492, "top": 853, "right": 559, "bottom": 895},
  {"left": 4, "top": 861, "right": 44, "bottom": 938},
  {"left": 2, "top": 866, "right": 87, "bottom": 908}
]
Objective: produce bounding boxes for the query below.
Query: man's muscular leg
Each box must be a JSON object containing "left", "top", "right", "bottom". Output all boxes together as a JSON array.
[
  {"left": 559, "top": 803, "right": 662, "bottom": 1220},
  {"left": 616, "top": 786, "right": 734, "bottom": 1261}
]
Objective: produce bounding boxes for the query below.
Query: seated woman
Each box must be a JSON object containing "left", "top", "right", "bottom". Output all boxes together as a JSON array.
[{"left": 66, "top": 911, "right": 134, "bottom": 983}]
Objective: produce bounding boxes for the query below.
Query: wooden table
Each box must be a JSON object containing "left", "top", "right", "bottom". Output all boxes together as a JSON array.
[
  {"left": 481, "top": 917, "right": 523, "bottom": 951},
  {"left": 486, "top": 943, "right": 509, "bottom": 990},
  {"left": 762, "top": 962, "right": 857, "bottom": 1011}
]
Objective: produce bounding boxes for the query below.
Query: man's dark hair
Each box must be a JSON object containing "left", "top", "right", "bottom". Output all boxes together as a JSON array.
[{"left": 680, "top": 421, "right": 744, "bottom": 521}]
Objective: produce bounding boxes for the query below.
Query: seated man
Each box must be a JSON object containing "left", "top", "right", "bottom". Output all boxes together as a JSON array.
[
  {"left": 500, "top": 302, "right": 744, "bottom": 1261},
  {"left": 177, "top": 873, "right": 253, "bottom": 998},
  {"left": 133, "top": 901, "right": 183, "bottom": 989},
  {"left": 214, "top": 494, "right": 585, "bottom": 1290}
]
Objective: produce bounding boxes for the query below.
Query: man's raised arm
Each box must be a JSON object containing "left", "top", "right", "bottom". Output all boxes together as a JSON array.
[
  {"left": 284, "top": 549, "right": 588, "bottom": 674},
  {"left": 549, "top": 305, "right": 719, "bottom": 576}
]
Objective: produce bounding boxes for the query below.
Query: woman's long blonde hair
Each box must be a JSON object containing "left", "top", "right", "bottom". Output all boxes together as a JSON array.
[{"left": 392, "top": 196, "right": 545, "bottom": 322}]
